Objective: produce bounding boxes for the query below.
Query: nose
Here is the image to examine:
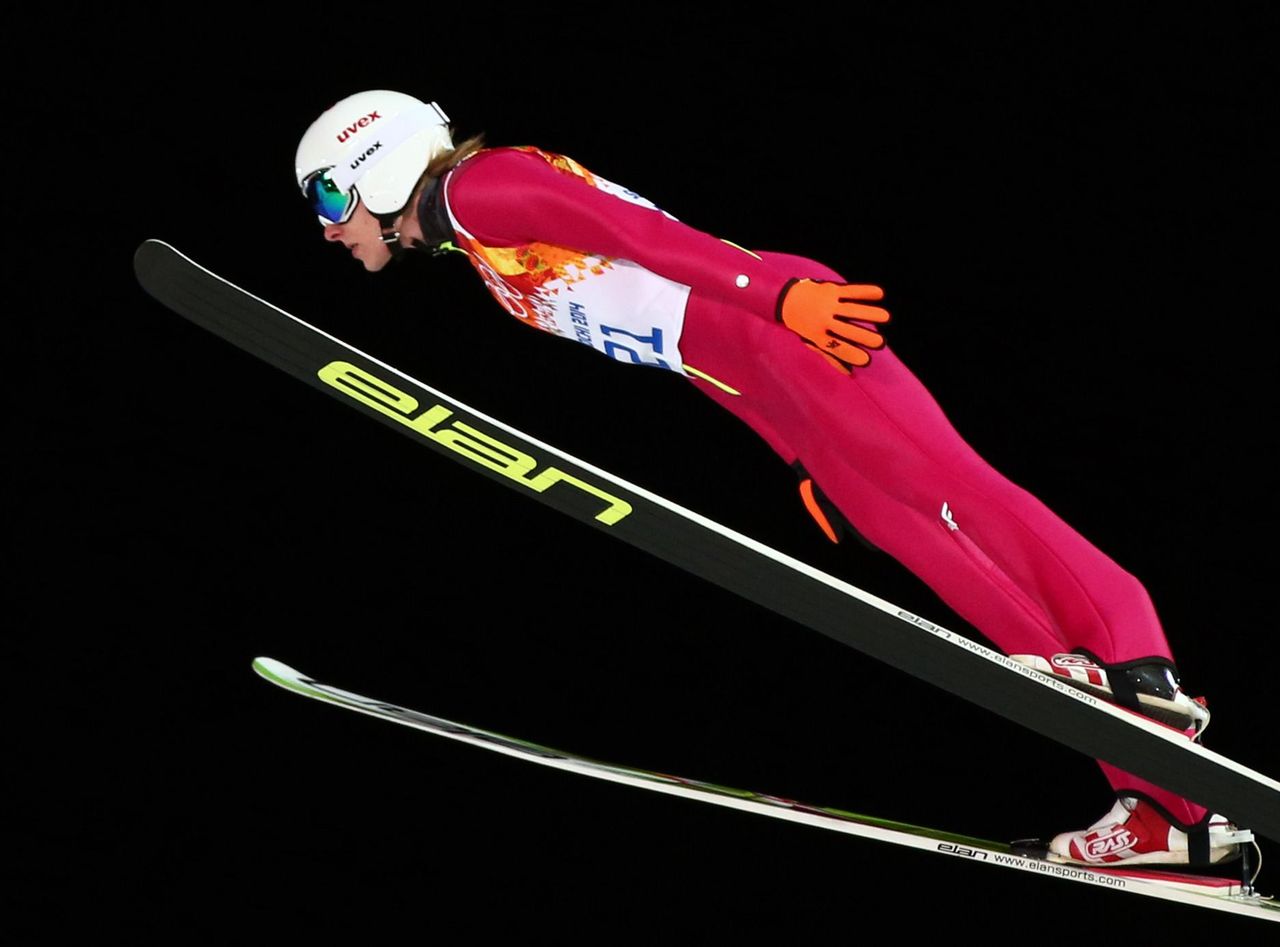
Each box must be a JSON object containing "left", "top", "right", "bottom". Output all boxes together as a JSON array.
[{"left": 323, "top": 223, "right": 345, "bottom": 243}]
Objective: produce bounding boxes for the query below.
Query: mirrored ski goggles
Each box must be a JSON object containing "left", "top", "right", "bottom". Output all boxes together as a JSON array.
[{"left": 302, "top": 168, "right": 357, "bottom": 226}]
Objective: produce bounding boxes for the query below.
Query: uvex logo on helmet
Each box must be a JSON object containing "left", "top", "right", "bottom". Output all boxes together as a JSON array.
[
  {"left": 348, "top": 142, "right": 383, "bottom": 171},
  {"left": 336, "top": 111, "right": 382, "bottom": 144}
]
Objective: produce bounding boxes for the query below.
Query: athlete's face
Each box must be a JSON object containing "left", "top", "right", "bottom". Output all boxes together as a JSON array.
[{"left": 323, "top": 199, "right": 393, "bottom": 272}]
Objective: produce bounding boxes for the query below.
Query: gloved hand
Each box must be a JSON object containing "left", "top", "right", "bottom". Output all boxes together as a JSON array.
[{"left": 776, "top": 278, "right": 890, "bottom": 373}]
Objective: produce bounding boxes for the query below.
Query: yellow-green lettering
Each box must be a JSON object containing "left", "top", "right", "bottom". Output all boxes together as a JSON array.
[{"left": 318, "top": 361, "right": 633, "bottom": 524}]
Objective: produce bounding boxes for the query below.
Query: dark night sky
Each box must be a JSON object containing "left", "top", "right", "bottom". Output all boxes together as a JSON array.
[{"left": 16, "top": 8, "right": 1277, "bottom": 936}]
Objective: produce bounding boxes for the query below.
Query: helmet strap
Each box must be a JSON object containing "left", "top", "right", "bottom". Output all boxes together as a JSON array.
[
  {"left": 377, "top": 212, "right": 409, "bottom": 261},
  {"left": 372, "top": 174, "right": 454, "bottom": 261},
  {"left": 410, "top": 176, "right": 456, "bottom": 257}
]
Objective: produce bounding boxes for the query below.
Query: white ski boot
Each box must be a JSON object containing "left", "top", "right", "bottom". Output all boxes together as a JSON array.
[
  {"left": 1009, "top": 651, "right": 1210, "bottom": 735},
  {"left": 1048, "top": 796, "right": 1252, "bottom": 866}
]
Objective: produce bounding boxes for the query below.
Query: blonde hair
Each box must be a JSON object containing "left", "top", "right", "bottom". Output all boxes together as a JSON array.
[
  {"left": 389, "top": 132, "right": 488, "bottom": 228},
  {"left": 426, "top": 132, "right": 487, "bottom": 179}
]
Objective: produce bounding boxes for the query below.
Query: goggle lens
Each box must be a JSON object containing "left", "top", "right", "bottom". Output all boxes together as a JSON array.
[{"left": 303, "top": 169, "right": 355, "bottom": 225}]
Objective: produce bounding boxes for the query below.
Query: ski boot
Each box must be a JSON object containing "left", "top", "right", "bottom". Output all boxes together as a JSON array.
[
  {"left": 1008, "top": 650, "right": 1210, "bottom": 736},
  {"left": 1046, "top": 795, "right": 1253, "bottom": 867}
]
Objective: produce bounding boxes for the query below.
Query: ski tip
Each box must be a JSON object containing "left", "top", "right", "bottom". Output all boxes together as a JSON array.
[
  {"left": 252, "top": 656, "right": 293, "bottom": 684},
  {"left": 133, "top": 239, "right": 175, "bottom": 286},
  {"left": 133, "top": 238, "right": 172, "bottom": 259}
]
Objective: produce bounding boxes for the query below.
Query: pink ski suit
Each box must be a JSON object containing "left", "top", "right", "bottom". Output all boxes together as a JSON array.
[{"left": 434, "top": 144, "right": 1204, "bottom": 826}]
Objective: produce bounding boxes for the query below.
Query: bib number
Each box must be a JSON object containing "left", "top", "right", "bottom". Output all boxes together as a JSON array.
[{"left": 601, "top": 324, "right": 672, "bottom": 370}]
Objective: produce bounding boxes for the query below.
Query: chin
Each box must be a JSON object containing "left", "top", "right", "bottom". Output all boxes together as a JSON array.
[{"left": 369, "top": 246, "right": 397, "bottom": 272}]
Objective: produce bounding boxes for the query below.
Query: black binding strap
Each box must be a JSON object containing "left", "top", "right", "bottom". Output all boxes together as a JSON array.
[
  {"left": 1073, "top": 648, "right": 1182, "bottom": 714},
  {"left": 1106, "top": 662, "right": 1142, "bottom": 712},
  {"left": 1189, "top": 822, "right": 1212, "bottom": 866},
  {"left": 1120, "top": 791, "right": 1216, "bottom": 866}
]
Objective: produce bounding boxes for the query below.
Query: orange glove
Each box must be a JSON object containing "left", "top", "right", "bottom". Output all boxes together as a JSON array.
[{"left": 776, "top": 278, "right": 890, "bottom": 373}]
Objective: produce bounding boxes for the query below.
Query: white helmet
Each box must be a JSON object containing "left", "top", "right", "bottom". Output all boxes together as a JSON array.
[{"left": 295, "top": 90, "right": 453, "bottom": 225}]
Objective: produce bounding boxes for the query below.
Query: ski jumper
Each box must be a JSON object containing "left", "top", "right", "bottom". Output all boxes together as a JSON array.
[{"left": 435, "top": 145, "right": 1204, "bottom": 825}]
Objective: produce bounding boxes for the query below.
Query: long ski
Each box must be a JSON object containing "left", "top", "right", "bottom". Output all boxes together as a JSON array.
[
  {"left": 134, "top": 239, "right": 1279, "bottom": 839},
  {"left": 251, "top": 657, "right": 1277, "bottom": 923}
]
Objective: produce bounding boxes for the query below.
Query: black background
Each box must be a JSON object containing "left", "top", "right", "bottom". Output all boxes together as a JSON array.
[{"left": 16, "top": 8, "right": 1277, "bottom": 937}]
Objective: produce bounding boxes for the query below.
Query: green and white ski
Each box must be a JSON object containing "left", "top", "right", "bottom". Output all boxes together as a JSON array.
[{"left": 252, "top": 657, "right": 1277, "bottom": 923}]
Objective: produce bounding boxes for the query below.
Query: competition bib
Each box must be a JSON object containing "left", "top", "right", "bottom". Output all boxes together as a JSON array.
[{"left": 441, "top": 147, "right": 691, "bottom": 374}]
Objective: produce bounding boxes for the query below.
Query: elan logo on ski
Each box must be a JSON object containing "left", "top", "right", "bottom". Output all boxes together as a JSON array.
[
  {"left": 938, "top": 842, "right": 989, "bottom": 860},
  {"left": 336, "top": 111, "right": 381, "bottom": 143},
  {"left": 317, "top": 361, "right": 633, "bottom": 525}
]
